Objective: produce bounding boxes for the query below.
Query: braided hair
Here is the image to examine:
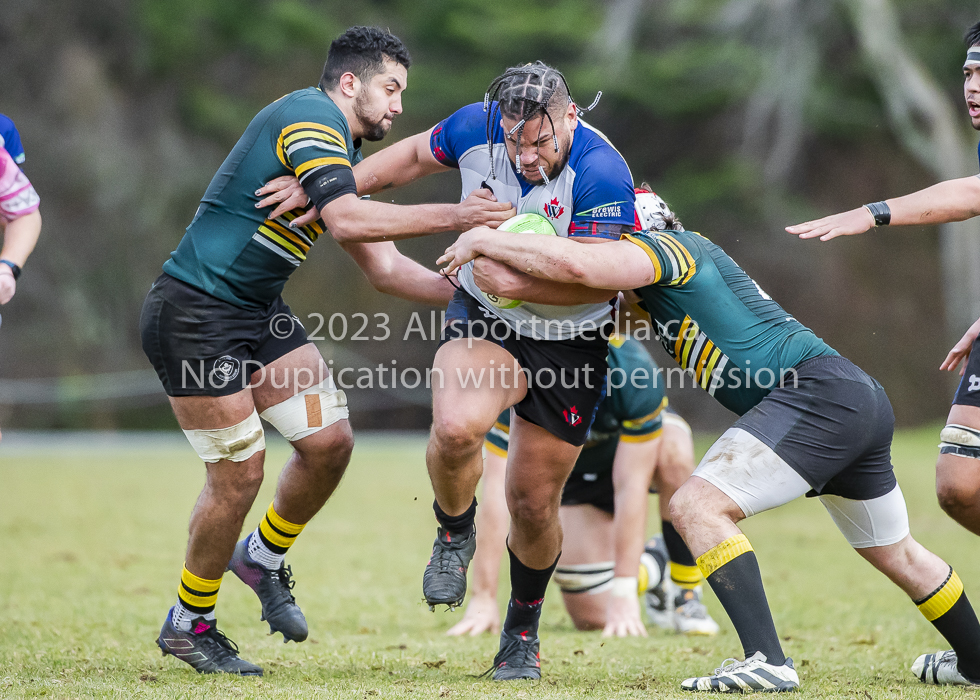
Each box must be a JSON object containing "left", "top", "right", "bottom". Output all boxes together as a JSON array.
[{"left": 483, "top": 61, "right": 600, "bottom": 182}]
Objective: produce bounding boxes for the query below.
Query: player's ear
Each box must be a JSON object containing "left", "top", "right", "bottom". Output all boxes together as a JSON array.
[{"left": 339, "top": 72, "right": 359, "bottom": 98}]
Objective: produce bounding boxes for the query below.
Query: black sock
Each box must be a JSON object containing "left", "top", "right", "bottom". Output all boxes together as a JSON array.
[
  {"left": 433, "top": 498, "right": 477, "bottom": 533},
  {"left": 916, "top": 568, "right": 980, "bottom": 681},
  {"left": 662, "top": 519, "right": 696, "bottom": 567},
  {"left": 701, "top": 535, "right": 785, "bottom": 666},
  {"left": 502, "top": 545, "right": 559, "bottom": 636}
]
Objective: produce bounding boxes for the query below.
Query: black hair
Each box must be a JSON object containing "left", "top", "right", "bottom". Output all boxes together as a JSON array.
[
  {"left": 319, "top": 26, "right": 411, "bottom": 91},
  {"left": 482, "top": 61, "right": 600, "bottom": 181},
  {"left": 965, "top": 21, "right": 980, "bottom": 49}
]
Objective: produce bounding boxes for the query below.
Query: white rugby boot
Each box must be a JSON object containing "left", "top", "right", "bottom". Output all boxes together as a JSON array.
[
  {"left": 681, "top": 652, "right": 799, "bottom": 692},
  {"left": 911, "top": 650, "right": 980, "bottom": 686}
]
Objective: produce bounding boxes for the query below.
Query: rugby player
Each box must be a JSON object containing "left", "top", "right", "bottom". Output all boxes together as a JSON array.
[
  {"left": 446, "top": 333, "right": 719, "bottom": 638},
  {"left": 787, "top": 22, "right": 980, "bottom": 562},
  {"left": 140, "top": 27, "right": 512, "bottom": 676},
  {"left": 0, "top": 114, "right": 26, "bottom": 165},
  {"left": 263, "top": 60, "right": 639, "bottom": 680},
  {"left": 439, "top": 191, "right": 980, "bottom": 691},
  {"left": 0, "top": 145, "right": 42, "bottom": 443}
]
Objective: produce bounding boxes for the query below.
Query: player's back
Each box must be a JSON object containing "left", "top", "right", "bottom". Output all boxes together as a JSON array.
[
  {"left": 163, "top": 88, "right": 354, "bottom": 309},
  {"left": 626, "top": 229, "right": 836, "bottom": 415}
]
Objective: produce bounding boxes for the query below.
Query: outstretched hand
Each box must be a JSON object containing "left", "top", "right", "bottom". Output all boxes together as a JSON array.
[
  {"left": 437, "top": 227, "right": 493, "bottom": 275},
  {"left": 941, "top": 317, "right": 980, "bottom": 375},
  {"left": 786, "top": 207, "right": 876, "bottom": 241},
  {"left": 255, "top": 175, "right": 318, "bottom": 227},
  {"left": 601, "top": 592, "right": 647, "bottom": 638},
  {"left": 445, "top": 595, "right": 500, "bottom": 637},
  {"left": 452, "top": 188, "right": 516, "bottom": 230}
]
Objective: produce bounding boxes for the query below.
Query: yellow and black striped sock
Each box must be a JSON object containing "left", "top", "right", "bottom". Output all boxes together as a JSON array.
[
  {"left": 915, "top": 567, "right": 980, "bottom": 681},
  {"left": 173, "top": 565, "right": 221, "bottom": 632},
  {"left": 697, "top": 534, "right": 785, "bottom": 665},
  {"left": 662, "top": 520, "right": 701, "bottom": 594},
  {"left": 247, "top": 502, "right": 306, "bottom": 570}
]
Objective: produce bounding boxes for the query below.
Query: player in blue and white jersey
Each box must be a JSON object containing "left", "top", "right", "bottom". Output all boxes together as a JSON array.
[
  {"left": 0, "top": 114, "right": 26, "bottom": 165},
  {"left": 789, "top": 23, "right": 980, "bottom": 684}
]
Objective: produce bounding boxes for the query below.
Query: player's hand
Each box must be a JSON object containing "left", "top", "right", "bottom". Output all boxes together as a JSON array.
[
  {"left": 785, "top": 206, "right": 876, "bottom": 241},
  {"left": 472, "top": 257, "right": 519, "bottom": 296},
  {"left": 445, "top": 594, "right": 500, "bottom": 636},
  {"left": 602, "top": 591, "right": 647, "bottom": 638},
  {"left": 437, "top": 227, "right": 493, "bottom": 275},
  {"left": 452, "top": 189, "right": 516, "bottom": 231},
  {"left": 941, "top": 316, "right": 980, "bottom": 375},
  {"left": 0, "top": 268, "right": 16, "bottom": 305},
  {"left": 255, "top": 175, "right": 318, "bottom": 226}
]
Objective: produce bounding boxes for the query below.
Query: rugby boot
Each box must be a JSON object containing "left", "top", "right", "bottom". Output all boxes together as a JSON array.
[
  {"left": 681, "top": 652, "right": 798, "bottom": 692},
  {"left": 641, "top": 535, "right": 673, "bottom": 630},
  {"left": 912, "top": 650, "right": 980, "bottom": 686},
  {"left": 673, "top": 586, "right": 720, "bottom": 636},
  {"left": 156, "top": 608, "right": 263, "bottom": 676},
  {"left": 486, "top": 627, "right": 541, "bottom": 681},
  {"left": 227, "top": 536, "right": 308, "bottom": 642},
  {"left": 423, "top": 526, "right": 476, "bottom": 610}
]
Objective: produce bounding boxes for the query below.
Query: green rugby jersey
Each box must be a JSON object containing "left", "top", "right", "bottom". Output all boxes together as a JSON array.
[
  {"left": 624, "top": 230, "right": 836, "bottom": 416},
  {"left": 164, "top": 87, "right": 361, "bottom": 308},
  {"left": 485, "top": 335, "right": 666, "bottom": 478}
]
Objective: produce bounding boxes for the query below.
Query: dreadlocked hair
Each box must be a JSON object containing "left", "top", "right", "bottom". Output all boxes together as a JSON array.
[{"left": 482, "top": 61, "right": 600, "bottom": 181}]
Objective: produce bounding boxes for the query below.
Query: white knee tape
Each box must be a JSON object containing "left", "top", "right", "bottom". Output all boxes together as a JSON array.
[
  {"left": 182, "top": 409, "right": 265, "bottom": 464},
  {"left": 939, "top": 424, "right": 980, "bottom": 459},
  {"left": 662, "top": 411, "right": 693, "bottom": 436},
  {"left": 819, "top": 483, "right": 910, "bottom": 549},
  {"left": 259, "top": 377, "right": 348, "bottom": 442},
  {"left": 553, "top": 562, "right": 615, "bottom": 594}
]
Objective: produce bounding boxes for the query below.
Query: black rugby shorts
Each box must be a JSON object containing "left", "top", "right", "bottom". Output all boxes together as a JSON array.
[{"left": 952, "top": 334, "right": 980, "bottom": 409}]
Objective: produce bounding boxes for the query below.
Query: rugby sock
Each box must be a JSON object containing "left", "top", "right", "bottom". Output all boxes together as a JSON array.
[
  {"left": 663, "top": 520, "right": 701, "bottom": 590},
  {"left": 433, "top": 498, "right": 477, "bottom": 535},
  {"left": 915, "top": 567, "right": 980, "bottom": 681},
  {"left": 502, "top": 545, "right": 559, "bottom": 636},
  {"left": 698, "top": 534, "right": 785, "bottom": 665},
  {"left": 173, "top": 565, "right": 221, "bottom": 632},
  {"left": 247, "top": 502, "right": 306, "bottom": 570}
]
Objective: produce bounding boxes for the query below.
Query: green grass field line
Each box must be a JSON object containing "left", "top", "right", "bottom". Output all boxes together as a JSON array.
[{"left": 0, "top": 426, "right": 974, "bottom": 698}]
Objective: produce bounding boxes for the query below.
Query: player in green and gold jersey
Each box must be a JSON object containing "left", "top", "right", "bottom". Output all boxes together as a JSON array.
[{"left": 438, "top": 189, "right": 980, "bottom": 692}]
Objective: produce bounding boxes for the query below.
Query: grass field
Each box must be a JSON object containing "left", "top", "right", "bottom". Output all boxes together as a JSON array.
[{"left": 0, "top": 427, "right": 977, "bottom": 699}]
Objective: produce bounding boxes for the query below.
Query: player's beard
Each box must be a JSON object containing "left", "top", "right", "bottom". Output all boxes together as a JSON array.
[
  {"left": 523, "top": 131, "right": 572, "bottom": 183},
  {"left": 354, "top": 91, "right": 393, "bottom": 142}
]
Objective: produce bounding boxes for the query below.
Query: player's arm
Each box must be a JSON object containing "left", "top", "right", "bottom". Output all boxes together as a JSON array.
[
  {"left": 787, "top": 175, "right": 980, "bottom": 241},
  {"left": 0, "top": 210, "right": 41, "bottom": 305},
  {"left": 340, "top": 240, "right": 455, "bottom": 306},
  {"left": 439, "top": 228, "right": 656, "bottom": 290},
  {"left": 942, "top": 315, "right": 980, "bottom": 375},
  {"left": 471, "top": 257, "right": 617, "bottom": 305}
]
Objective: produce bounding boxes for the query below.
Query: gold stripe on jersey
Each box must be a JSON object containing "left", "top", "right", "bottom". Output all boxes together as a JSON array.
[
  {"left": 485, "top": 441, "right": 508, "bottom": 458},
  {"left": 623, "top": 234, "right": 664, "bottom": 283},
  {"left": 277, "top": 122, "right": 346, "bottom": 160},
  {"left": 295, "top": 156, "right": 351, "bottom": 180},
  {"left": 621, "top": 397, "right": 668, "bottom": 430},
  {"left": 657, "top": 232, "right": 696, "bottom": 285},
  {"left": 672, "top": 316, "right": 730, "bottom": 396},
  {"left": 619, "top": 427, "right": 663, "bottom": 443},
  {"left": 259, "top": 223, "right": 308, "bottom": 257}
]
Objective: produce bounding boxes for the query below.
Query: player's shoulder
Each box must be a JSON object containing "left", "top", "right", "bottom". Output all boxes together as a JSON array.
[
  {"left": 569, "top": 120, "right": 628, "bottom": 169},
  {"left": 438, "top": 102, "right": 492, "bottom": 142},
  {"left": 274, "top": 88, "right": 350, "bottom": 134}
]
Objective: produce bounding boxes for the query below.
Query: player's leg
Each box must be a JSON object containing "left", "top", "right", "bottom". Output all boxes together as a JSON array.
[
  {"left": 447, "top": 443, "right": 509, "bottom": 636},
  {"left": 491, "top": 415, "right": 582, "bottom": 680},
  {"left": 649, "top": 414, "right": 718, "bottom": 635},
  {"left": 424, "top": 337, "right": 526, "bottom": 609},
  {"left": 935, "top": 404, "right": 980, "bottom": 535},
  {"left": 229, "top": 342, "right": 353, "bottom": 642},
  {"left": 553, "top": 504, "right": 614, "bottom": 630}
]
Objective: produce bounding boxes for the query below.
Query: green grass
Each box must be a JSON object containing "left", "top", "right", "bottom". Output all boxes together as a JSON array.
[{"left": 0, "top": 427, "right": 977, "bottom": 698}]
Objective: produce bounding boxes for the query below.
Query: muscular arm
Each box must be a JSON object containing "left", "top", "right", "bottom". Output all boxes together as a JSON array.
[
  {"left": 439, "top": 228, "right": 656, "bottom": 290},
  {"left": 355, "top": 129, "right": 449, "bottom": 195},
  {"left": 340, "top": 240, "right": 455, "bottom": 306},
  {"left": 787, "top": 175, "right": 980, "bottom": 241},
  {"left": 471, "top": 257, "right": 617, "bottom": 305},
  {"left": 610, "top": 437, "right": 660, "bottom": 579}
]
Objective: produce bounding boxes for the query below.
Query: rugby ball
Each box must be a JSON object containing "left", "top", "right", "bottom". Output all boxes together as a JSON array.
[{"left": 482, "top": 213, "right": 557, "bottom": 309}]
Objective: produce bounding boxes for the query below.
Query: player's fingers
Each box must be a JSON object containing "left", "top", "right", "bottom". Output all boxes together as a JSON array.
[
  {"left": 289, "top": 208, "right": 318, "bottom": 228},
  {"left": 255, "top": 175, "right": 296, "bottom": 196}
]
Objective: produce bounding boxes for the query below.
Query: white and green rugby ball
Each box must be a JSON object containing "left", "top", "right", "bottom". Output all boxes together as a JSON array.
[{"left": 482, "top": 213, "right": 557, "bottom": 310}]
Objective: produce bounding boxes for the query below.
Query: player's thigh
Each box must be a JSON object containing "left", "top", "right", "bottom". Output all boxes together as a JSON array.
[
  {"left": 250, "top": 342, "right": 330, "bottom": 410},
  {"left": 504, "top": 416, "right": 583, "bottom": 513},
  {"left": 170, "top": 390, "right": 256, "bottom": 430},
  {"left": 653, "top": 420, "right": 696, "bottom": 497},
  {"left": 431, "top": 338, "right": 527, "bottom": 435},
  {"left": 936, "top": 404, "right": 980, "bottom": 499}
]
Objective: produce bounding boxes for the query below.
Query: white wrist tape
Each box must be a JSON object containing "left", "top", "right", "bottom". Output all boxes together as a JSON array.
[
  {"left": 259, "top": 376, "right": 348, "bottom": 442},
  {"left": 610, "top": 576, "right": 638, "bottom": 598},
  {"left": 182, "top": 409, "right": 265, "bottom": 464}
]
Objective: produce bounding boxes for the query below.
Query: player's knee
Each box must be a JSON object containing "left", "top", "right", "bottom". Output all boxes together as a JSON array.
[
  {"left": 430, "top": 416, "right": 485, "bottom": 461},
  {"left": 667, "top": 485, "right": 698, "bottom": 535},
  {"left": 569, "top": 608, "right": 605, "bottom": 631},
  {"left": 294, "top": 422, "right": 354, "bottom": 473},
  {"left": 936, "top": 476, "right": 980, "bottom": 518},
  {"left": 508, "top": 491, "right": 559, "bottom": 532}
]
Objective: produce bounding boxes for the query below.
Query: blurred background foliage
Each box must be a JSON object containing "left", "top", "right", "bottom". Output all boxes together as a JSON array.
[{"left": 1, "top": 0, "right": 978, "bottom": 432}]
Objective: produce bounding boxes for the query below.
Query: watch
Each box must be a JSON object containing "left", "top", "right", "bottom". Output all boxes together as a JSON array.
[{"left": 0, "top": 259, "right": 22, "bottom": 280}]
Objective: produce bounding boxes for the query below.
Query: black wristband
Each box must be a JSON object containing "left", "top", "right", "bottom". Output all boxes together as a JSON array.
[
  {"left": 0, "top": 259, "right": 21, "bottom": 280},
  {"left": 863, "top": 201, "right": 891, "bottom": 226}
]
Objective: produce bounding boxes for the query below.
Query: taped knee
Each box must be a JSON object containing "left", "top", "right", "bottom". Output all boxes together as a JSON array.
[
  {"left": 552, "top": 562, "right": 615, "bottom": 595},
  {"left": 939, "top": 424, "right": 980, "bottom": 460},
  {"left": 183, "top": 409, "right": 265, "bottom": 463},
  {"left": 260, "top": 378, "right": 348, "bottom": 442}
]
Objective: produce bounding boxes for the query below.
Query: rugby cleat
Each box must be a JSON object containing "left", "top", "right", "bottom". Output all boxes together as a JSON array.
[
  {"left": 156, "top": 608, "right": 263, "bottom": 676},
  {"left": 681, "top": 652, "right": 799, "bottom": 693},
  {"left": 912, "top": 650, "right": 980, "bottom": 686},
  {"left": 227, "top": 536, "right": 308, "bottom": 642},
  {"left": 674, "top": 586, "right": 720, "bottom": 636},
  {"left": 423, "top": 526, "right": 476, "bottom": 610},
  {"left": 642, "top": 536, "right": 673, "bottom": 630},
  {"left": 485, "top": 628, "right": 541, "bottom": 681}
]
